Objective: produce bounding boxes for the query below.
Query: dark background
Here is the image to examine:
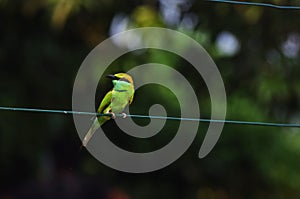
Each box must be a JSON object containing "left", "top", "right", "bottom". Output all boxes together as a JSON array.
[{"left": 1, "top": 0, "right": 300, "bottom": 198}]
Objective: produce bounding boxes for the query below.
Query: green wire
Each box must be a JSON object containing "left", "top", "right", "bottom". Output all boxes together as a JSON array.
[
  {"left": 207, "top": 0, "right": 300, "bottom": 10},
  {"left": 0, "top": 106, "right": 299, "bottom": 128}
]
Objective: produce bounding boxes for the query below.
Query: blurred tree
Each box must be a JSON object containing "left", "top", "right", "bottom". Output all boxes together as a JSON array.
[{"left": 0, "top": 0, "right": 300, "bottom": 198}]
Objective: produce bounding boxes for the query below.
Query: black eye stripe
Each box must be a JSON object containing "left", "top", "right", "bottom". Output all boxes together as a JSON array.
[{"left": 119, "top": 78, "right": 130, "bottom": 83}]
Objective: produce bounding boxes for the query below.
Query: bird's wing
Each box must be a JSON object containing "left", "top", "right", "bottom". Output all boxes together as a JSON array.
[
  {"left": 97, "top": 90, "right": 112, "bottom": 113},
  {"left": 129, "top": 92, "right": 134, "bottom": 104}
]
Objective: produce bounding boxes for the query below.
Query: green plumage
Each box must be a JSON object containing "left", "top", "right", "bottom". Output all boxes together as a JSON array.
[{"left": 82, "top": 73, "right": 134, "bottom": 147}]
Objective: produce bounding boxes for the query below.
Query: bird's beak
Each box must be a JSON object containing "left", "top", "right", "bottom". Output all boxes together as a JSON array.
[{"left": 106, "top": 74, "right": 118, "bottom": 80}]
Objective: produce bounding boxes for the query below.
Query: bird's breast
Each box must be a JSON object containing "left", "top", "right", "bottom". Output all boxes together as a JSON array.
[{"left": 111, "top": 89, "right": 133, "bottom": 113}]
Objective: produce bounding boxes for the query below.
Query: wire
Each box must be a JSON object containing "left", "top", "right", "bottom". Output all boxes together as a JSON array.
[
  {"left": 0, "top": 106, "right": 108, "bottom": 116},
  {"left": 207, "top": 0, "right": 300, "bottom": 10},
  {"left": 0, "top": 106, "right": 299, "bottom": 128}
]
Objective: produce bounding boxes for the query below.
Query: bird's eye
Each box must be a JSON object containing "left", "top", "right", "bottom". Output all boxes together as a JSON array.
[{"left": 119, "top": 77, "right": 130, "bottom": 83}]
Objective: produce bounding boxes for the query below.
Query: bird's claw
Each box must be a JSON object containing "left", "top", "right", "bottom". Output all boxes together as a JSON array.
[
  {"left": 108, "top": 112, "right": 126, "bottom": 119},
  {"left": 121, "top": 112, "right": 127, "bottom": 118},
  {"left": 109, "top": 112, "right": 116, "bottom": 119}
]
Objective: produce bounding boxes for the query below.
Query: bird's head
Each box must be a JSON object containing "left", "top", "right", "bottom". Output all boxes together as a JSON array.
[{"left": 106, "top": 73, "right": 134, "bottom": 84}]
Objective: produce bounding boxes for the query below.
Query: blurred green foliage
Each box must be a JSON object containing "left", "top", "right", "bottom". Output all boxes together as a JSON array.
[{"left": 0, "top": 0, "right": 300, "bottom": 198}]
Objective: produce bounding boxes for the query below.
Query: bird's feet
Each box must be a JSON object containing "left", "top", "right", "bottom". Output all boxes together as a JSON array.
[
  {"left": 121, "top": 112, "right": 127, "bottom": 118},
  {"left": 108, "top": 111, "right": 126, "bottom": 119},
  {"left": 109, "top": 111, "right": 116, "bottom": 119}
]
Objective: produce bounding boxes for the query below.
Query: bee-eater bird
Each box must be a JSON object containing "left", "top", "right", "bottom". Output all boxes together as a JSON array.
[{"left": 82, "top": 73, "right": 135, "bottom": 147}]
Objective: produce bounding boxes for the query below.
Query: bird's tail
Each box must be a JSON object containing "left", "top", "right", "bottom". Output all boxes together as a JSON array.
[{"left": 82, "top": 116, "right": 110, "bottom": 147}]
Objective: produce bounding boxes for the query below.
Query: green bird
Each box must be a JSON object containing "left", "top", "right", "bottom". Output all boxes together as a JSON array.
[{"left": 82, "top": 73, "right": 135, "bottom": 147}]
